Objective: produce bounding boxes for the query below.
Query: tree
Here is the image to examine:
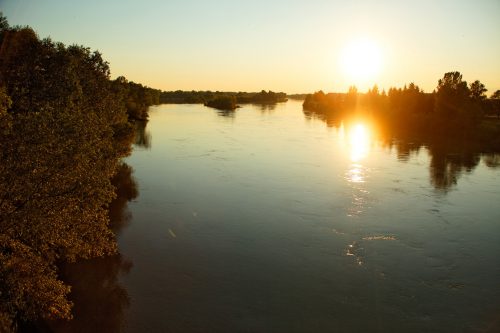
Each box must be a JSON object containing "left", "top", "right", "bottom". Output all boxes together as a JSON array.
[
  {"left": 0, "top": 17, "right": 137, "bottom": 329},
  {"left": 344, "top": 86, "right": 358, "bottom": 111},
  {"left": 436, "top": 71, "right": 469, "bottom": 93},
  {"left": 469, "top": 80, "right": 487, "bottom": 100},
  {"left": 0, "top": 12, "right": 8, "bottom": 31},
  {"left": 112, "top": 78, "right": 161, "bottom": 120},
  {"left": 488, "top": 90, "right": 500, "bottom": 118},
  {"left": 348, "top": 85, "right": 358, "bottom": 95},
  {"left": 407, "top": 82, "right": 421, "bottom": 93},
  {"left": 434, "top": 72, "right": 475, "bottom": 125},
  {"left": 204, "top": 95, "right": 237, "bottom": 110}
]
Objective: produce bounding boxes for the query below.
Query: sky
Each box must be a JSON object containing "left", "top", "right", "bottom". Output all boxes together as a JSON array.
[{"left": 2, "top": 0, "right": 500, "bottom": 94}]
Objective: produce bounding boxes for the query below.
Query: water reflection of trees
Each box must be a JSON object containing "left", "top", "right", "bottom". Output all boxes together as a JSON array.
[
  {"left": 215, "top": 103, "right": 278, "bottom": 117},
  {"left": 49, "top": 163, "right": 138, "bottom": 333},
  {"left": 49, "top": 255, "right": 132, "bottom": 333},
  {"left": 387, "top": 138, "right": 485, "bottom": 191},
  {"left": 255, "top": 103, "right": 277, "bottom": 112},
  {"left": 483, "top": 154, "right": 500, "bottom": 168},
  {"left": 215, "top": 109, "right": 236, "bottom": 118},
  {"left": 428, "top": 145, "right": 481, "bottom": 190},
  {"left": 304, "top": 111, "right": 500, "bottom": 192},
  {"left": 109, "top": 163, "right": 139, "bottom": 234},
  {"left": 134, "top": 120, "right": 151, "bottom": 149}
]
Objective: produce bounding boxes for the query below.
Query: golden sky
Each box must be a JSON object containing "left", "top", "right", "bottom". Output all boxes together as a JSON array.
[{"left": 3, "top": 0, "right": 500, "bottom": 93}]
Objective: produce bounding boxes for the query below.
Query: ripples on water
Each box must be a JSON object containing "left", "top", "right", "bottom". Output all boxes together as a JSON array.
[{"left": 56, "top": 101, "right": 500, "bottom": 333}]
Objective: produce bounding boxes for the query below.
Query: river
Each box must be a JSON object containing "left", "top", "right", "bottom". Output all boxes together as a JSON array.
[{"left": 52, "top": 100, "right": 500, "bottom": 332}]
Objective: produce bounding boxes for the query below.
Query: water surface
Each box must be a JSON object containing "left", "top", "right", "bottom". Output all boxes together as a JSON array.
[{"left": 58, "top": 101, "right": 500, "bottom": 332}]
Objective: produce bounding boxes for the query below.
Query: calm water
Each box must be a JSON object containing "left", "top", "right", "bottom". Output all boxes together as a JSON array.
[{"left": 54, "top": 101, "right": 500, "bottom": 332}]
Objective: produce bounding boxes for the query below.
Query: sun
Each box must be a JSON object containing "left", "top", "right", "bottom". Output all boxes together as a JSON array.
[{"left": 340, "top": 39, "right": 382, "bottom": 84}]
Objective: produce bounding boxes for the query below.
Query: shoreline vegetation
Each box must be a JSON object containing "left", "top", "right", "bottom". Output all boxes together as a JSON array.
[
  {"left": 160, "top": 90, "right": 287, "bottom": 105},
  {"left": 166, "top": 90, "right": 288, "bottom": 110},
  {"left": 1, "top": 12, "right": 500, "bottom": 333},
  {"left": 303, "top": 76, "right": 500, "bottom": 151},
  {"left": 0, "top": 15, "right": 160, "bottom": 332},
  {"left": 302, "top": 78, "right": 500, "bottom": 191},
  {"left": 204, "top": 95, "right": 238, "bottom": 111}
]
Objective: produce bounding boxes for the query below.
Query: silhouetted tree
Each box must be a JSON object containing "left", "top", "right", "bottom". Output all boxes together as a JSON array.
[
  {"left": 0, "top": 12, "right": 8, "bottom": 31},
  {"left": 345, "top": 86, "right": 358, "bottom": 111},
  {"left": 487, "top": 90, "right": 500, "bottom": 118},
  {"left": 433, "top": 71, "right": 483, "bottom": 131},
  {"left": 469, "top": 80, "right": 487, "bottom": 100},
  {"left": 435, "top": 72, "right": 469, "bottom": 115}
]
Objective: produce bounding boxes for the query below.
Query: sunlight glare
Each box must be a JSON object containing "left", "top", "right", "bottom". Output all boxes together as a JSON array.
[{"left": 348, "top": 123, "right": 370, "bottom": 162}]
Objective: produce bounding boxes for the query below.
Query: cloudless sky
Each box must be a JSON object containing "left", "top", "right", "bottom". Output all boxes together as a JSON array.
[{"left": 2, "top": 0, "right": 500, "bottom": 93}]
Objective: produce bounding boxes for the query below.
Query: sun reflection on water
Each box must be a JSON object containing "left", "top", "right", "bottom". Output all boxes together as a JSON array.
[
  {"left": 349, "top": 123, "right": 370, "bottom": 163},
  {"left": 341, "top": 122, "right": 374, "bottom": 218},
  {"left": 347, "top": 164, "right": 364, "bottom": 183},
  {"left": 343, "top": 122, "right": 372, "bottom": 184}
]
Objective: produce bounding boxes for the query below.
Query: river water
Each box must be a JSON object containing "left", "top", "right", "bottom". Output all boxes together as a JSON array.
[{"left": 53, "top": 101, "right": 500, "bottom": 332}]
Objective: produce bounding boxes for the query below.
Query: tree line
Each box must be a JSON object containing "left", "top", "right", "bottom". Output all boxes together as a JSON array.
[
  {"left": 303, "top": 72, "right": 500, "bottom": 149},
  {"left": 160, "top": 89, "right": 287, "bottom": 105},
  {"left": 0, "top": 14, "right": 158, "bottom": 332},
  {"left": 113, "top": 76, "right": 161, "bottom": 120}
]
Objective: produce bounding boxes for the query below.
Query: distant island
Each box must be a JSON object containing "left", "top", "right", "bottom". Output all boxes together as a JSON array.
[{"left": 204, "top": 95, "right": 238, "bottom": 110}]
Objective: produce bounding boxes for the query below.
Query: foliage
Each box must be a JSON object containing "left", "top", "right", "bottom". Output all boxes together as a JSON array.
[
  {"left": 303, "top": 71, "right": 500, "bottom": 150},
  {"left": 0, "top": 235, "right": 72, "bottom": 322},
  {"left": 0, "top": 13, "right": 8, "bottom": 31},
  {"left": 235, "top": 90, "right": 287, "bottom": 104},
  {"left": 160, "top": 90, "right": 287, "bottom": 105},
  {"left": 160, "top": 90, "right": 215, "bottom": 104},
  {"left": 204, "top": 95, "right": 237, "bottom": 110},
  {"left": 303, "top": 74, "right": 500, "bottom": 192},
  {"left": 287, "top": 93, "right": 308, "bottom": 100},
  {"left": 0, "top": 15, "right": 144, "bottom": 330},
  {"left": 434, "top": 72, "right": 474, "bottom": 124},
  {"left": 469, "top": 80, "right": 487, "bottom": 101},
  {"left": 112, "top": 76, "right": 161, "bottom": 120},
  {"left": 488, "top": 90, "right": 500, "bottom": 118}
]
